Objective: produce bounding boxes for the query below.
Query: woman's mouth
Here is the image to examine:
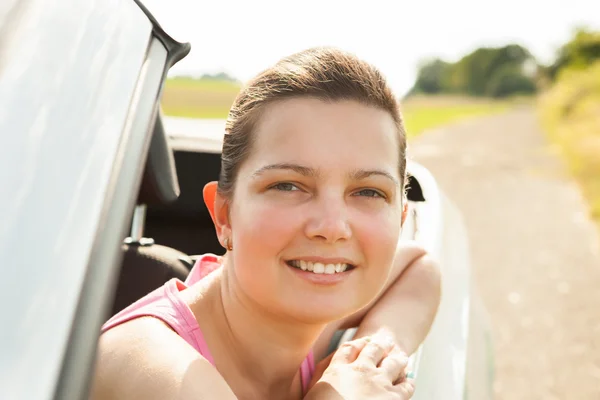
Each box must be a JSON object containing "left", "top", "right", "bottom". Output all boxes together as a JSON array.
[{"left": 286, "top": 260, "right": 356, "bottom": 274}]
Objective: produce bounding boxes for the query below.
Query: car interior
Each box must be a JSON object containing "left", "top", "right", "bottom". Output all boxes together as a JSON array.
[{"left": 109, "top": 112, "right": 427, "bottom": 317}]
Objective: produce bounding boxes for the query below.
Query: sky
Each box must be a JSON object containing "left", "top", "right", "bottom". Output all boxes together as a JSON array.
[{"left": 144, "top": 0, "right": 600, "bottom": 96}]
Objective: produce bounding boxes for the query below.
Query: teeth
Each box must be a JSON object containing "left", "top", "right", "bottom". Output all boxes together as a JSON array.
[
  {"left": 289, "top": 260, "right": 350, "bottom": 274},
  {"left": 313, "top": 263, "right": 325, "bottom": 273}
]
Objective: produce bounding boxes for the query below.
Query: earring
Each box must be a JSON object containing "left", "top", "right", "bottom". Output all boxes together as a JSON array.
[{"left": 224, "top": 237, "right": 233, "bottom": 251}]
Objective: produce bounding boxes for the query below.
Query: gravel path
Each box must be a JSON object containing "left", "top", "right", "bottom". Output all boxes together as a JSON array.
[{"left": 409, "top": 108, "right": 600, "bottom": 399}]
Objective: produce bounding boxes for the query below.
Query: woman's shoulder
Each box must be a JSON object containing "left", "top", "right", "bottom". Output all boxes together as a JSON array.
[
  {"left": 102, "top": 277, "right": 216, "bottom": 357},
  {"left": 102, "top": 252, "right": 223, "bottom": 334},
  {"left": 100, "top": 313, "right": 176, "bottom": 344},
  {"left": 91, "top": 317, "right": 236, "bottom": 400},
  {"left": 101, "top": 253, "right": 225, "bottom": 359},
  {"left": 91, "top": 257, "right": 233, "bottom": 399},
  {"left": 102, "top": 278, "right": 183, "bottom": 334}
]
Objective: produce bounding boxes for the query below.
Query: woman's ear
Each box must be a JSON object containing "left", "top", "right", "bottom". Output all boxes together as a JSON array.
[
  {"left": 203, "top": 181, "right": 218, "bottom": 224},
  {"left": 203, "top": 182, "right": 231, "bottom": 242}
]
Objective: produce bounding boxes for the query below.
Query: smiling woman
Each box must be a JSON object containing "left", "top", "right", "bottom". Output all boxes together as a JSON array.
[
  {"left": 224, "top": 96, "right": 405, "bottom": 326},
  {"left": 91, "top": 47, "right": 441, "bottom": 400}
]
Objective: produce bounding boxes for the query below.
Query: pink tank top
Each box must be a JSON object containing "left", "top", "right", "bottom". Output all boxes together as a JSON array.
[{"left": 102, "top": 254, "right": 315, "bottom": 394}]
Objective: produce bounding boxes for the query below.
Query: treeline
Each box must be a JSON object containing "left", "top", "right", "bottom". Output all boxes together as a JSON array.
[
  {"left": 409, "top": 28, "right": 600, "bottom": 98},
  {"left": 170, "top": 71, "right": 240, "bottom": 83}
]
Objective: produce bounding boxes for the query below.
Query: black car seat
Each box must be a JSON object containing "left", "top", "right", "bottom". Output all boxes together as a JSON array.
[
  {"left": 110, "top": 115, "right": 192, "bottom": 316},
  {"left": 144, "top": 150, "right": 223, "bottom": 256}
]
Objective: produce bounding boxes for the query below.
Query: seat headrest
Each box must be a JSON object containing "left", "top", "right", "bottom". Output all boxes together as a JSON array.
[{"left": 138, "top": 115, "right": 181, "bottom": 206}]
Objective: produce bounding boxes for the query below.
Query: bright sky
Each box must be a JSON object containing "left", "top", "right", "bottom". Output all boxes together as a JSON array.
[{"left": 144, "top": 0, "right": 600, "bottom": 96}]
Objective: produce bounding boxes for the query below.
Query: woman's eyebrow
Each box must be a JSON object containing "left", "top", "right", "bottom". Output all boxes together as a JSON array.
[
  {"left": 252, "top": 164, "right": 398, "bottom": 186},
  {"left": 252, "top": 163, "right": 320, "bottom": 178},
  {"left": 350, "top": 169, "right": 400, "bottom": 187}
]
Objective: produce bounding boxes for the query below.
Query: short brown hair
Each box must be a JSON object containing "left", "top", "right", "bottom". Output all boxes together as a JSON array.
[{"left": 219, "top": 47, "right": 407, "bottom": 198}]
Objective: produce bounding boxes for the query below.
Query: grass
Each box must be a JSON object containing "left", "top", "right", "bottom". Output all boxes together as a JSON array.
[
  {"left": 401, "top": 97, "right": 512, "bottom": 137},
  {"left": 161, "top": 77, "right": 242, "bottom": 119},
  {"left": 162, "top": 78, "right": 514, "bottom": 136},
  {"left": 537, "top": 61, "right": 600, "bottom": 225}
]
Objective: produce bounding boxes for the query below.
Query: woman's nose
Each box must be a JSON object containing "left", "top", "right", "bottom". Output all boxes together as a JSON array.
[{"left": 304, "top": 194, "right": 352, "bottom": 243}]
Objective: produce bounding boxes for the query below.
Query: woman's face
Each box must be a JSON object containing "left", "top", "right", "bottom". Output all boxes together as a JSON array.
[{"left": 223, "top": 97, "right": 404, "bottom": 324}]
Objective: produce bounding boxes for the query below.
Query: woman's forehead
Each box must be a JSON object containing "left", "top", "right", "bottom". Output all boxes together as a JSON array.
[{"left": 246, "top": 97, "right": 400, "bottom": 175}]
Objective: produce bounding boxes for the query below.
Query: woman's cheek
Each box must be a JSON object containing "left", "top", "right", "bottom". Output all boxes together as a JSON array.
[
  {"left": 354, "top": 210, "right": 401, "bottom": 282},
  {"left": 356, "top": 206, "right": 401, "bottom": 248},
  {"left": 234, "top": 199, "right": 302, "bottom": 245}
]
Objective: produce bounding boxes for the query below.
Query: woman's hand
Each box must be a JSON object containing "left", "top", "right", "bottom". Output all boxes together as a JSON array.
[{"left": 305, "top": 334, "right": 414, "bottom": 399}]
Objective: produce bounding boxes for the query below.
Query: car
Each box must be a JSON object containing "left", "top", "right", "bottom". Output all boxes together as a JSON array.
[{"left": 0, "top": 1, "right": 494, "bottom": 399}]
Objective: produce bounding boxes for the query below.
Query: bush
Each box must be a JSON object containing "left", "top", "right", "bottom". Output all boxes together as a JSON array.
[{"left": 538, "top": 60, "right": 600, "bottom": 222}]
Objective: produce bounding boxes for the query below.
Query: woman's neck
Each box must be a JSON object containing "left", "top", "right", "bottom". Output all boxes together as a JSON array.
[{"left": 186, "top": 268, "right": 325, "bottom": 399}]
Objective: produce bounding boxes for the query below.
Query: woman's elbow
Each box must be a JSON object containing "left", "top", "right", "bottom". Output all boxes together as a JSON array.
[{"left": 413, "top": 253, "right": 442, "bottom": 310}]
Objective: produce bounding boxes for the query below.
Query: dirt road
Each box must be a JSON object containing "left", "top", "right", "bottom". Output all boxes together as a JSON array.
[{"left": 409, "top": 108, "right": 600, "bottom": 399}]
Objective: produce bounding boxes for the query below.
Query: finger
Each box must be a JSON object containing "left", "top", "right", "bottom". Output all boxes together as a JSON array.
[
  {"left": 379, "top": 348, "right": 409, "bottom": 382},
  {"left": 393, "top": 378, "right": 415, "bottom": 399},
  {"left": 331, "top": 338, "right": 369, "bottom": 364},
  {"left": 356, "top": 335, "right": 395, "bottom": 366},
  {"left": 394, "top": 369, "right": 415, "bottom": 384}
]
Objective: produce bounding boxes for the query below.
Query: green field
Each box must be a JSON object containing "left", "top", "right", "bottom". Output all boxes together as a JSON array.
[
  {"left": 161, "top": 77, "right": 242, "bottom": 119},
  {"left": 400, "top": 95, "right": 513, "bottom": 137},
  {"left": 161, "top": 78, "right": 513, "bottom": 136}
]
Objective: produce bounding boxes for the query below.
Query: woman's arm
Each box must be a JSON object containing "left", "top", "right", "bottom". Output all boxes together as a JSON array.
[
  {"left": 349, "top": 246, "right": 441, "bottom": 354},
  {"left": 89, "top": 317, "right": 237, "bottom": 400},
  {"left": 312, "top": 241, "right": 442, "bottom": 362}
]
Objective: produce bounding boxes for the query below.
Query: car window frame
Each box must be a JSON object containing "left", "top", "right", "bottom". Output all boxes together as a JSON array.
[{"left": 51, "top": 2, "right": 191, "bottom": 396}]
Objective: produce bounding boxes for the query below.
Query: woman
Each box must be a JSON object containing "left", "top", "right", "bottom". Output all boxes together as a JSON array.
[{"left": 91, "top": 47, "right": 441, "bottom": 399}]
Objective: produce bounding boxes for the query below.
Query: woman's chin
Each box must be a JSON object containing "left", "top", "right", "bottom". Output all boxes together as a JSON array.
[
  {"left": 274, "top": 267, "right": 376, "bottom": 324},
  {"left": 279, "top": 295, "right": 365, "bottom": 325}
]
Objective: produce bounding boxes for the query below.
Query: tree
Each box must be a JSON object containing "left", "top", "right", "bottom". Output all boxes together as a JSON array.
[
  {"left": 486, "top": 64, "right": 537, "bottom": 98},
  {"left": 453, "top": 44, "right": 534, "bottom": 96},
  {"left": 548, "top": 28, "right": 600, "bottom": 80},
  {"left": 411, "top": 58, "right": 453, "bottom": 94},
  {"left": 409, "top": 44, "right": 537, "bottom": 98}
]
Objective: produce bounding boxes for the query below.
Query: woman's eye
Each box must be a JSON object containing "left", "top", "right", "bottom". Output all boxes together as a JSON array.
[
  {"left": 272, "top": 182, "right": 299, "bottom": 192},
  {"left": 355, "top": 189, "right": 385, "bottom": 198}
]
